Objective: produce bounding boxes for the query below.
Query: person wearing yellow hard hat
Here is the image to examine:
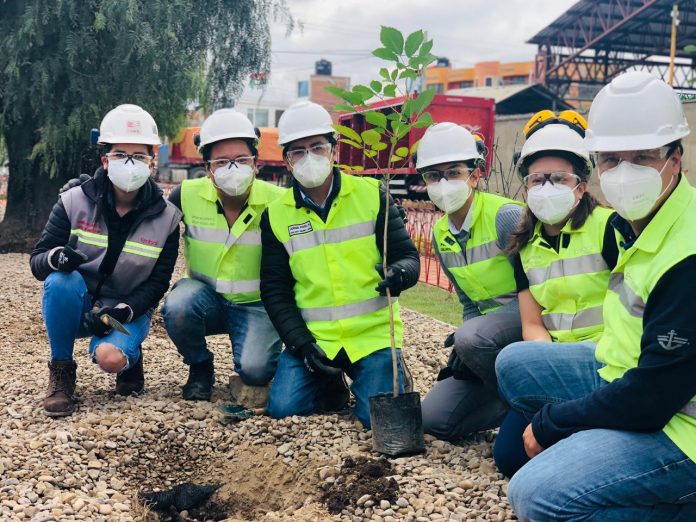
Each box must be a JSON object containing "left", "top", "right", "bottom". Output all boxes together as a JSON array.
[
  {"left": 492, "top": 110, "right": 618, "bottom": 478},
  {"left": 161, "top": 109, "right": 285, "bottom": 402},
  {"left": 417, "top": 122, "right": 525, "bottom": 441},
  {"left": 30, "top": 104, "right": 182, "bottom": 416},
  {"left": 496, "top": 71, "right": 696, "bottom": 519}
]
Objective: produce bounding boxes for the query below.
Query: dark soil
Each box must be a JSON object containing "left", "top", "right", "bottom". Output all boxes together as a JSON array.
[
  {"left": 320, "top": 456, "right": 399, "bottom": 515},
  {"left": 187, "top": 498, "right": 235, "bottom": 521}
]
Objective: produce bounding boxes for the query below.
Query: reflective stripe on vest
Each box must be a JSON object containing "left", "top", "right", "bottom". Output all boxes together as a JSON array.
[
  {"left": 267, "top": 173, "right": 403, "bottom": 362},
  {"left": 181, "top": 177, "right": 285, "bottom": 304},
  {"left": 608, "top": 272, "right": 645, "bottom": 318},
  {"left": 595, "top": 177, "right": 696, "bottom": 462},
  {"left": 61, "top": 184, "right": 182, "bottom": 307},
  {"left": 522, "top": 207, "right": 613, "bottom": 343},
  {"left": 282, "top": 220, "right": 374, "bottom": 255},
  {"left": 433, "top": 191, "right": 520, "bottom": 315}
]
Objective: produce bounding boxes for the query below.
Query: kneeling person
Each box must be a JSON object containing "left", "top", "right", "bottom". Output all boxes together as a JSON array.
[
  {"left": 260, "top": 102, "right": 420, "bottom": 428},
  {"left": 162, "top": 109, "right": 284, "bottom": 401},
  {"left": 30, "top": 104, "right": 182, "bottom": 416}
]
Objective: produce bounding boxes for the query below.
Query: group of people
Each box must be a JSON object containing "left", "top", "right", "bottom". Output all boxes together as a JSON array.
[{"left": 30, "top": 70, "right": 695, "bottom": 520}]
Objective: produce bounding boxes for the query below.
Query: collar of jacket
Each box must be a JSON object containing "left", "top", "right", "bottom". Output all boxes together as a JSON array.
[
  {"left": 290, "top": 167, "right": 345, "bottom": 210},
  {"left": 83, "top": 167, "right": 167, "bottom": 222}
]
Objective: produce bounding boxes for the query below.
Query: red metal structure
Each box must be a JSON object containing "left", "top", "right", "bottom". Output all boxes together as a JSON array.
[
  {"left": 530, "top": 0, "right": 696, "bottom": 103},
  {"left": 337, "top": 93, "right": 496, "bottom": 199}
]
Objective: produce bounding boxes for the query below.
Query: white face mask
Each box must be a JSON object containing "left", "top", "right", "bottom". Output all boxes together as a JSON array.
[
  {"left": 212, "top": 163, "right": 255, "bottom": 196},
  {"left": 427, "top": 179, "right": 471, "bottom": 214},
  {"left": 292, "top": 154, "right": 332, "bottom": 188},
  {"left": 600, "top": 159, "right": 671, "bottom": 221},
  {"left": 527, "top": 182, "right": 578, "bottom": 225},
  {"left": 107, "top": 159, "right": 150, "bottom": 192}
]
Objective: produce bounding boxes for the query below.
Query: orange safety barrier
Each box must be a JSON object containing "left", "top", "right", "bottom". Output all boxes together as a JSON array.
[{"left": 403, "top": 206, "right": 454, "bottom": 293}]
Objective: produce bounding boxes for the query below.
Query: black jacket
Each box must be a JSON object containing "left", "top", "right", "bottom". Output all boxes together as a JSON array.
[
  {"left": 30, "top": 168, "right": 180, "bottom": 318},
  {"left": 259, "top": 171, "right": 420, "bottom": 352}
]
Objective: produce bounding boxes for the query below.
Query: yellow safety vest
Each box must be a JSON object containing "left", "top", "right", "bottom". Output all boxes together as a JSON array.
[
  {"left": 433, "top": 191, "right": 520, "bottom": 314},
  {"left": 181, "top": 177, "right": 285, "bottom": 304},
  {"left": 595, "top": 176, "right": 696, "bottom": 463},
  {"left": 266, "top": 173, "right": 402, "bottom": 362},
  {"left": 521, "top": 207, "right": 614, "bottom": 343}
]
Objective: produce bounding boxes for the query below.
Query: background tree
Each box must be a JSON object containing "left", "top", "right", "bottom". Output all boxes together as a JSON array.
[{"left": 0, "top": 0, "right": 291, "bottom": 249}]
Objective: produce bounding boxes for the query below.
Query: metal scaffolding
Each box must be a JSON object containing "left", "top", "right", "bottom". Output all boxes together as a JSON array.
[{"left": 530, "top": 0, "right": 696, "bottom": 101}]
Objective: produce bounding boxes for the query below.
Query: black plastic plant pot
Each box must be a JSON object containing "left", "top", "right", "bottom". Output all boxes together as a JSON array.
[{"left": 369, "top": 391, "right": 425, "bottom": 457}]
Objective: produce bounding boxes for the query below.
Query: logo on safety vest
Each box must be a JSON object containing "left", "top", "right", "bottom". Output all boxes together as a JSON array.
[
  {"left": 288, "top": 221, "right": 313, "bottom": 237},
  {"left": 657, "top": 329, "right": 689, "bottom": 351}
]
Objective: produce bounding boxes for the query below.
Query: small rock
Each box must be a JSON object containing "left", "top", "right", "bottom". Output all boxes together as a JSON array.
[
  {"left": 396, "top": 497, "right": 409, "bottom": 508},
  {"left": 380, "top": 500, "right": 391, "bottom": 510}
]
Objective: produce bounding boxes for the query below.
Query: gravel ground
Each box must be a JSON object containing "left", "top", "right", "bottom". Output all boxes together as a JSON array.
[{"left": 0, "top": 253, "right": 514, "bottom": 521}]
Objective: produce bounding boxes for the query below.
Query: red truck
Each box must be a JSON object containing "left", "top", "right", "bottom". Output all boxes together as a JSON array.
[{"left": 337, "top": 93, "right": 496, "bottom": 199}]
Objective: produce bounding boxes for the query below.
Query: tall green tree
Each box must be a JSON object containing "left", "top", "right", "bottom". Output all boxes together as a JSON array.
[{"left": 0, "top": 0, "right": 290, "bottom": 248}]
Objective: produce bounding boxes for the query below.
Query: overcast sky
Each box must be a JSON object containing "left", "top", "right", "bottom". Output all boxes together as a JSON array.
[{"left": 237, "top": 0, "right": 579, "bottom": 105}]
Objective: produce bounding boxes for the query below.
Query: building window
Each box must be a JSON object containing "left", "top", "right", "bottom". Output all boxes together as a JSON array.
[
  {"left": 485, "top": 77, "right": 493, "bottom": 87},
  {"left": 449, "top": 80, "right": 473, "bottom": 90},
  {"left": 275, "top": 109, "right": 284, "bottom": 127},
  {"left": 247, "top": 108, "right": 269, "bottom": 128},
  {"left": 297, "top": 80, "right": 309, "bottom": 98},
  {"left": 432, "top": 83, "right": 444, "bottom": 94},
  {"left": 503, "top": 75, "right": 528, "bottom": 85}
]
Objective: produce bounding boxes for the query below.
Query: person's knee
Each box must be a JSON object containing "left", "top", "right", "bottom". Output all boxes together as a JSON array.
[
  {"left": 44, "top": 271, "right": 85, "bottom": 295},
  {"left": 94, "top": 344, "right": 128, "bottom": 373},
  {"left": 266, "top": 396, "right": 303, "bottom": 419},
  {"left": 238, "top": 364, "right": 274, "bottom": 386},
  {"left": 494, "top": 342, "right": 528, "bottom": 388},
  {"left": 422, "top": 411, "right": 457, "bottom": 441}
]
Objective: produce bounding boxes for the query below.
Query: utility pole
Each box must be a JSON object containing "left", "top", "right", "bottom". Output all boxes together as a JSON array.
[{"left": 669, "top": 4, "right": 679, "bottom": 86}]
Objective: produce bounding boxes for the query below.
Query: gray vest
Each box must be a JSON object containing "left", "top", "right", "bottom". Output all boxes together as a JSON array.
[{"left": 61, "top": 186, "right": 182, "bottom": 307}]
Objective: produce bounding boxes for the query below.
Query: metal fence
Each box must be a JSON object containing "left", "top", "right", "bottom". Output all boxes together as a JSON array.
[{"left": 403, "top": 206, "right": 453, "bottom": 293}]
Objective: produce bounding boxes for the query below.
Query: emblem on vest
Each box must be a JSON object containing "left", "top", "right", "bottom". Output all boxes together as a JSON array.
[
  {"left": 288, "top": 221, "right": 313, "bottom": 236},
  {"left": 139, "top": 237, "right": 158, "bottom": 246},
  {"left": 438, "top": 236, "right": 456, "bottom": 252},
  {"left": 657, "top": 329, "right": 689, "bottom": 351}
]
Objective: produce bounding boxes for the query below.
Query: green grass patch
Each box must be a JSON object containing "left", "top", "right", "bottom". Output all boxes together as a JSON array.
[{"left": 399, "top": 282, "right": 461, "bottom": 326}]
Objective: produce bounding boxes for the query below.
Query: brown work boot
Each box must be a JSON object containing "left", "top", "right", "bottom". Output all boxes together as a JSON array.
[{"left": 44, "top": 360, "right": 77, "bottom": 417}]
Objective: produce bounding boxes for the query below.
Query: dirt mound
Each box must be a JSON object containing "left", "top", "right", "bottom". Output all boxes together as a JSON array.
[{"left": 320, "top": 456, "right": 399, "bottom": 514}]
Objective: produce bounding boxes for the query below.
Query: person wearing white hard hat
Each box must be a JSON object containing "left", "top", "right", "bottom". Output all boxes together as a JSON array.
[
  {"left": 259, "top": 101, "right": 420, "bottom": 428},
  {"left": 492, "top": 110, "right": 618, "bottom": 478},
  {"left": 30, "top": 104, "right": 182, "bottom": 416},
  {"left": 497, "top": 71, "right": 696, "bottom": 520},
  {"left": 161, "top": 109, "right": 284, "bottom": 402},
  {"left": 417, "top": 122, "right": 524, "bottom": 442}
]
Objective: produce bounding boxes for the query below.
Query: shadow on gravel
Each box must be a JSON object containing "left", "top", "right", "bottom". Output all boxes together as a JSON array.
[{"left": 320, "top": 456, "right": 399, "bottom": 514}]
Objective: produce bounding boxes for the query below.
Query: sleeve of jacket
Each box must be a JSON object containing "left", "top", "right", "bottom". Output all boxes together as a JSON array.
[
  {"left": 496, "top": 203, "right": 524, "bottom": 255},
  {"left": 29, "top": 198, "right": 72, "bottom": 281},
  {"left": 530, "top": 255, "right": 696, "bottom": 449},
  {"left": 375, "top": 190, "right": 420, "bottom": 291},
  {"left": 260, "top": 209, "right": 316, "bottom": 351},
  {"left": 121, "top": 227, "right": 180, "bottom": 318}
]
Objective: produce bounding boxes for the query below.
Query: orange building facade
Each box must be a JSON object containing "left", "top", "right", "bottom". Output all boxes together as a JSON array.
[{"left": 425, "top": 60, "right": 534, "bottom": 93}]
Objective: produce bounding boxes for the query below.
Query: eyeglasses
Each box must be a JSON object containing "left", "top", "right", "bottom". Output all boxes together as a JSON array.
[
  {"left": 285, "top": 143, "right": 332, "bottom": 164},
  {"left": 523, "top": 110, "right": 588, "bottom": 139},
  {"left": 523, "top": 172, "right": 581, "bottom": 188},
  {"left": 593, "top": 148, "right": 670, "bottom": 171},
  {"left": 105, "top": 152, "right": 153, "bottom": 166},
  {"left": 421, "top": 164, "right": 472, "bottom": 185},
  {"left": 207, "top": 156, "right": 255, "bottom": 170}
]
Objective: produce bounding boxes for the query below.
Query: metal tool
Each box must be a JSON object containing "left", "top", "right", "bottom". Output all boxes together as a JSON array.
[{"left": 101, "top": 314, "right": 130, "bottom": 335}]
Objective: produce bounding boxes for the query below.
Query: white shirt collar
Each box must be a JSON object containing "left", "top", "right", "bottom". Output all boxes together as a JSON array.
[{"left": 448, "top": 200, "right": 474, "bottom": 235}]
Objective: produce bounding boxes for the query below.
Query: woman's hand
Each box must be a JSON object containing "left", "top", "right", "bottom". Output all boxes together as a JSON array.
[{"left": 523, "top": 423, "right": 544, "bottom": 458}]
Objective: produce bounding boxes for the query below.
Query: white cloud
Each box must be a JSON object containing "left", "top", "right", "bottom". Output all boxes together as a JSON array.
[{"left": 238, "top": 0, "right": 577, "bottom": 106}]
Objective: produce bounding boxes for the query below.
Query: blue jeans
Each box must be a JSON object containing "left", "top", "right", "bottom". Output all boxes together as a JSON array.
[
  {"left": 161, "top": 278, "right": 281, "bottom": 385},
  {"left": 42, "top": 271, "right": 151, "bottom": 370},
  {"left": 495, "top": 341, "right": 696, "bottom": 521},
  {"left": 266, "top": 347, "right": 405, "bottom": 428}
]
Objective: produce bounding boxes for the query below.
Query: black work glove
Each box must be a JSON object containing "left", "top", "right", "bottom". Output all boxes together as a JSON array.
[
  {"left": 436, "top": 333, "right": 481, "bottom": 381},
  {"left": 396, "top": 204, "right": 408, "bottom": 224},
  {"left": 50, "top": 234, "right": 88, "bottom": 273},
  {"left": 297, "top": 343, "right": 342, "bottom": 376},
  {"left": 375, "top": 263, "right": 406, "bottom": 297},
  {"left": 59, "top": 173, "right": 91, "bottom": 194},
  {"left": 83, "top": 305, "right": 132, "bottom": 337}
]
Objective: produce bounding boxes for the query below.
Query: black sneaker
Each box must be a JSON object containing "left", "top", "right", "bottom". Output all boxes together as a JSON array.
[
  {"left": 116, "top": 351, "right": 145, "bottom": 396},
  {"left": 182, "top": 360, "right": 215, "bottom": 401}
]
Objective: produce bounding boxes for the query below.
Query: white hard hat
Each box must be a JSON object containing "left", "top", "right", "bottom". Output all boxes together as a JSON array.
[
  {"left": 98, "top": 104, "right": 160, "bottom": 146},
  {"left": 517, "top": 123, "right": 592, "bottom": 178},
  {"left": 416, "top": 122, "right": 482, "bottom": 170},
  {"left": 584, "top": 71, "right": 690, "bottom": 152},
  {"left": 198, "top": 108, "right": 257, "bottom": 151},
  {"left": 277, "top": 101, "right": 335, "bottom": 146}
]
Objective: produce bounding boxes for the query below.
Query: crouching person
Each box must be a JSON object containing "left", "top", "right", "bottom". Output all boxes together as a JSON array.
[
  {"left": 30, "top": 104, "right": 181, "bottom": 416},
  {"left": 496, "top": 72, "right": 696, "bottom": 520},
  {"left": 161, "top": 109, "right": 284, "bottom": 401},
  {"left": 260, "top": 102, "right": 420, "bottom": 428}
]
